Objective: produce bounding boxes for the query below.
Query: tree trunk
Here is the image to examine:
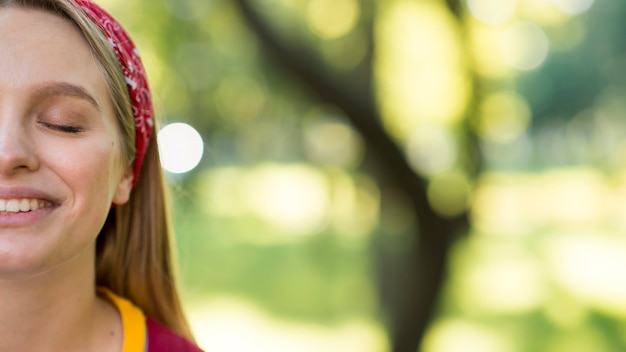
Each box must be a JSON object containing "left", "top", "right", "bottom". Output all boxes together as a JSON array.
[{"left": 233, "top": 1, "right": 469, "bottom": 350}]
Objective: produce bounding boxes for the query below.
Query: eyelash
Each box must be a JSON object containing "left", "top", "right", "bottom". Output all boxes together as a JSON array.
[{"left": 40, "top": 122, "right": 84, "bottom": 134}]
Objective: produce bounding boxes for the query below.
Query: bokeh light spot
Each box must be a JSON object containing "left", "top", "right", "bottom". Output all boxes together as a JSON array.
[
  {"left": 499, "top": 21, "right": 549, "bottom": 70},
  {"left": 545, "top": 233, "right": 626, "bottom": 316},
  {"left": 188, "top": 298, "right": 388, "bottom": 352},
  {"left": 304, "top": 116, "right": 363, "bottom": 168},
  {"left": 241, "top": 165, "right": 331, "bottom": 235},
  {"left": 467, "top": 0, "right": 517, "bottom": 25},
  {"left": 406, "top": 126, "right": 457, "bottom": 176},
  {"left": 460, "top": 257, "right": 544, "bottom": 314},
  {"left": 307, "top": 0, "right": 360, "bottom": 40},
  {"left": 475, "top": 91, "right": 531, "bottom": 143},
  {"left": 427, "top": 171, "right": 471, "bottom": 217},
  {"left": 377, "top": 0, "right": 469, "bottom": 138},
  {"left": 158, "top": 122, "right": 204, "bottom": 174},
  {"left": 550, "top": 0, "right": 595, "bottom": 15},
  {"left": 423, "top": 319, "right": 513, "bottom": 352}
]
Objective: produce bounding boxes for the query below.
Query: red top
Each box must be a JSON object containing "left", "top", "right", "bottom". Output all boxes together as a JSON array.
[{"left": 147, "top": 317, "right": 204, "bottom": 352}]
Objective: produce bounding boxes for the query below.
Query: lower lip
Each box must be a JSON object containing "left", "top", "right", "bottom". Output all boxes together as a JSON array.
[{"left": 0, "top": 207, "right": 56, "bottom": 227}]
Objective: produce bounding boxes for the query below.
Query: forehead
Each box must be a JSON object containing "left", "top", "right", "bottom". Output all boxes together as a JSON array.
[{"left": 0, "top": 7, "right": 107, "bottom": 100}]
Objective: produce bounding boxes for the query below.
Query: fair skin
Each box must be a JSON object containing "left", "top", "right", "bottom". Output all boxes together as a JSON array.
[{"left": 0, "top": 7, "right": 133, "bottom": 352}]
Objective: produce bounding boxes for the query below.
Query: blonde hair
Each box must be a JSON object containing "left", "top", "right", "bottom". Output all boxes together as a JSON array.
[{"left": 0, "top": 0, "right": 193, "bottom": 340}]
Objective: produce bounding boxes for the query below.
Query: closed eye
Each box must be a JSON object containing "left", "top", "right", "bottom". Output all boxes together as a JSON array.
[{"left": 40, "top": 122, "right": 84, "bottom": 134}]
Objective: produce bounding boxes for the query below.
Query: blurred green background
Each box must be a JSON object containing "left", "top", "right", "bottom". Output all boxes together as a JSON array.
[{"left": 101, "top": 0, "right": 626, "bottom": 351}]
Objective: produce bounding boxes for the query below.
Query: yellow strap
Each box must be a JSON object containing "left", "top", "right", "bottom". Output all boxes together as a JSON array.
[{"left": 97, "top": 287, "right": 146, "bottom": 352}]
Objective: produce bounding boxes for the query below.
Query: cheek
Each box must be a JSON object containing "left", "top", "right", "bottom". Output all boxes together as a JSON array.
[{"left": 46, "top": 137, "right": 125, "bottom": 204}]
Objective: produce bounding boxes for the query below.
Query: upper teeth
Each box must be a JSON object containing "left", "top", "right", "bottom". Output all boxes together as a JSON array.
[{"left": 0, "top": 199, "right": 50, "bottom": 213}]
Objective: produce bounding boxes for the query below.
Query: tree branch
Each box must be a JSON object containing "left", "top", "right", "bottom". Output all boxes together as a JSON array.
[{"left": 233, "top": 1, "right": 468, "bottom": 351}]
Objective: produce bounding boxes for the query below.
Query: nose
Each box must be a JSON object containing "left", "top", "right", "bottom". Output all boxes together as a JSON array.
[{"left": 0, "top": 121, "right": 39, "bottom": 176}]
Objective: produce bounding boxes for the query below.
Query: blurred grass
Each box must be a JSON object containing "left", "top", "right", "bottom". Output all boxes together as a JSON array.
[
  {"left": 171, "top": 183, "right": 378, "bottom": 325},
  {"left": 170, "top": 167, "right": 626, "bottom": 351}
]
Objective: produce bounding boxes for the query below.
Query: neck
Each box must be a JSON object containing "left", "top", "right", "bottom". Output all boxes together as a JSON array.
[{"left": 0, "top": 246, "right": 120, "bottom": 352}]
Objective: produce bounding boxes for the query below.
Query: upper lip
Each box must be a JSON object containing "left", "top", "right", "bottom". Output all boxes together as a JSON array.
[{"left": 0, "top": 187, "right": 61, "bottom": 204}]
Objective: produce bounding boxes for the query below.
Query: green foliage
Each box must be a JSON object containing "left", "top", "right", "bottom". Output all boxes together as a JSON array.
[{"left": 102, "top": 0, "right": 626, "bottom": 350}]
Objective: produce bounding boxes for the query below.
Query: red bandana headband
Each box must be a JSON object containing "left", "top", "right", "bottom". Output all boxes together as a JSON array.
[{"left": 70, "top": 0, "right": 153, "bottom": 185}]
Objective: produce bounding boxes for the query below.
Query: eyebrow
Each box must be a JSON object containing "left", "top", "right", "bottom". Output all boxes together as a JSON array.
[{"left": 32, "top": 82, "right": 101, "bottom": 111}]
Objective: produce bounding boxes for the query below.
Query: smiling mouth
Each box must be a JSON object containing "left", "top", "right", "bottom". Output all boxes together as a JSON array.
[{"left": 0, "top": 199, "right": 54, "bottom": 214}]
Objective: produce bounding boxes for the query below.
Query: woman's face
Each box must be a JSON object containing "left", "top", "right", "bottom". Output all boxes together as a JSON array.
[{"left": 0, "top": 8, "right": 133, "bottom": 277}]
